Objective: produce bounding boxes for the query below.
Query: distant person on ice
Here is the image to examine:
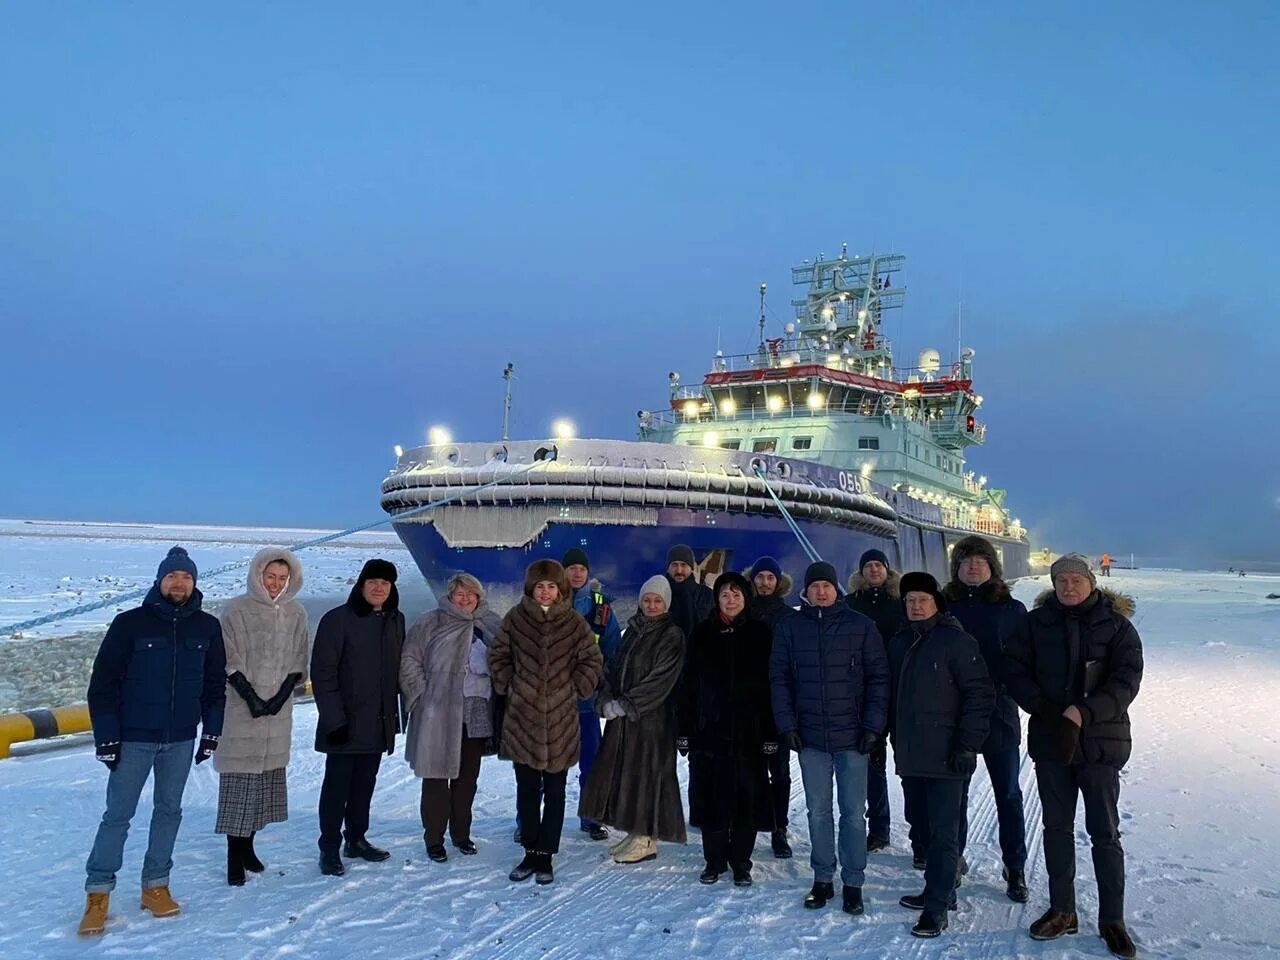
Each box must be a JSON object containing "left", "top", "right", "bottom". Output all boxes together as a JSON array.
[
  {"left": 1101, "top": 553, "right": 1112, "bottom": 578},
  {"left": 943, "top": 536, "right": 1031, "bottom": 903},
  {"left": 771, "top": 561, "right": 890, "bottom": 917},
  {"left": 215, "top": 549, "right": 308, "bottom": 887},
  {"left": 1006, "top": 553, "right": 1143, "bottom": 959},
  {"left": 845, "top": 548, "right": 904, "bottom": 855},
  {"left": 886, "top": 571, "right": 994, "bottom": 940},
  {"left": 489, "top": 559, "right": 604, "bottom": 885},
  {"left": 579, "top": 574, "right": 687, "bottom": 864},
  {"left": 311, "top": 559, "right": 405, "bottom": 878},
  {"left": 664, "top": 544, "right": 714, "bottom": 640},
  {"left": 80, "top": 546, "right": 226, "bottom": 936},
  {"left": 399, "top": 572, "right": 501, "bottom": 863}
]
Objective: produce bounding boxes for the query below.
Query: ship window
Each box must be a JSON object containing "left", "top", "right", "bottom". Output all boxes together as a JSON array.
[
  {"left": 752, "top": 438, "right": 778, "bottom": 453},
  {"left": 720, "top": 439, "right": 742, "bottom": 450},
  {"left": 858, "top": 437, "right": 880, "bottom": 451},
  {"left": 792, "top": 436, "right": 813, "bottom": 450}
]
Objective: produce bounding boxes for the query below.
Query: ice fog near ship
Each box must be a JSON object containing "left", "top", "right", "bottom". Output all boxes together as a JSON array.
[{"left": 383, "top": 249, "right": 1030, "bottom": 607}]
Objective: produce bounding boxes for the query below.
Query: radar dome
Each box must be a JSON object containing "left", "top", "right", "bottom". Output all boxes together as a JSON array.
[{"left": 918, "top": 348, "right": 941, "bottom": 374}]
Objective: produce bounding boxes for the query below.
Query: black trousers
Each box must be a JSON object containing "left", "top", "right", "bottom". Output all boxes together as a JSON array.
[
  {"left": 901, "top": 776, "right": 965, "bottom": 916},
  {"left": 420, "top": 736, "right": 486, "bottom": 845},
  {"left": 866, "top": 742, "right": 891, "bottom": 841},
  {"left": 318, "top": 752, "right": 382, "bottom": 851},
  {"left": 767, "top": 749, "right": 791, "bottom": 830},
  {"left": 1036, "top": 760, "right": 1125, "bottom": 924},
  {"left": 514, "top": 763, "right": 568, "bottom": 855},
  {"left": 702, "top": 822, "right": 757, "bottom": 873},
  {"left": 958, "top": 745, "right": 1029, "bottom": 871}
]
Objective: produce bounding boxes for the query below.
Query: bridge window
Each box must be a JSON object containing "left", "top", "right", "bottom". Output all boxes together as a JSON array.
[
  {"left": 858, "top": 437, "right": 880, "bottom": 450},
  {"left": 720, "top": 438, "right": 742, "bottom": 450},
  {"left": 752, "top": 438, "right": 778, "bottom": 453},
  {"left": 792, "top": 436, "right": 813, "bottom": 450}
]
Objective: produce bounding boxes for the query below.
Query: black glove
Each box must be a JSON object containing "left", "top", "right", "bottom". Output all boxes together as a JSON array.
[
  {"left": 1053, "top": 715, "right": 1081, "bottom": 764},
  {"left": 263, "top": 673, "right": 303, "bottom": 716},
  {"left": 762, "top": 741, "right": 779, "bottom": 756},
  {"left": 95, "top": 741, "right": 120, "bottom": 771},
  {"left": 857, "top": 730, "right": 879, "bottom": 756},
  {"left": 195, "top": 734, "right": 219, "bottom": 765},
  {"left": 675, "top": 736, "right": 689, "bottom": 757},
  {"left": 326, "top": 724, "right": 350, "bottom": 747},
  {"left": 948, "top": 749, "right": 977, "bottom": 776},
  {"left": 227, "top": 671, "right": 269, "bottom": 718},
  {"left": 783, "top": 731, "right": 804, "bottom": 753}
]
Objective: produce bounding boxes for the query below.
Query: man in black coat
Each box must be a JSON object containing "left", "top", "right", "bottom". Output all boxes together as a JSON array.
[
  {"left": 312, "top": 558, "right": 405, "bottom": 877},
  {"left": 81, "top": 547, "right": 226, "bottom": 935},
  {"left": 886, "top": 572, "right": 994, "bottom": 940},
  {"left": 944, "top": 535, "right": 1030, "bottom": 902},
  {"left": 664, "top": 544, "right": 714, "bottom": 640},
  {"left": 1005, "top": 554, "right": 1143, "bottom": 960},
  {"left": 747, "top": 555, "right": 796, "bottom": 859},
  {"left": 845, "top": 548, "right": 902, "bottom": 853}
]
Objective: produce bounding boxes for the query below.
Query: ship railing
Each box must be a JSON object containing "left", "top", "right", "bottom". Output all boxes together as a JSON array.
[
  {"left": 642, "top": 405, "right": 899, "bottom": 429},
  {"left": 704, "top": 348, "right": 906, "bottom": 378}
]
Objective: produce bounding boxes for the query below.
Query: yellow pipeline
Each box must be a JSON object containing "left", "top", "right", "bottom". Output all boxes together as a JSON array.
[{"left": 0, "top": 703, "right": 92, "bottom": 759}]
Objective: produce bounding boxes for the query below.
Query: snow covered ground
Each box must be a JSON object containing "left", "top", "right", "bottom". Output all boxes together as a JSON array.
[{"left": 1, "top": 568, "right": 1278, "bottom": 959}]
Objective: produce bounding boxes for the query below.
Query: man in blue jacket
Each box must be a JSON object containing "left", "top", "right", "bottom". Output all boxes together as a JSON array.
[
  {"left": 943, "top": 535, "right": 1030, "bottom": 902},
  {"left": 770, "top": 561, "right": 890, "bottom": 917},
  {"left": 563, "top": 547, "right": 622, "bottom": 841},
  {"left": 79, "top": 547, "right": 226, "bottom": 936}
]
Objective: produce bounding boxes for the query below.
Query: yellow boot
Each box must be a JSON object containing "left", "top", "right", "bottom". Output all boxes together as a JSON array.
[
  {"left": 77, "top": 893, "right": 110, "bottom": 936},
  {"left": 140, "top": 886, "right": 181, "bottom": 918}
]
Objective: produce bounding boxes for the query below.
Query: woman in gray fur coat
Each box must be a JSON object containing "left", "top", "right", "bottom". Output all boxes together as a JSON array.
[
  {"left": 400, "top": 572, "right": 501, "bottom": 863},
  {"left": 215, "top": 548, "right": 308, "bottom": 886},
  {"left": 579, "top": 575, "right": 688, "bottom": 864}
]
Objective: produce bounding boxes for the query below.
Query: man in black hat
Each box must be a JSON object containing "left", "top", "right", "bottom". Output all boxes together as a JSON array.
[
  {"left": 311, "top": 559, "right": 405, "bottom": 877},
  {"left": 943, "top": 535, "right": 1030, "bottom": 902},
  {"left": 887, "top": 572, "right": 994, "bottom": 939},
  {"left": 845, "top": 548, "right": 902, "bottom": 854},
  {"left": 1006, "top": 554, "right": 1142, "bottom": 959},
  {"left": 664, "top": 544, "right": 714, "bottom": 640}
]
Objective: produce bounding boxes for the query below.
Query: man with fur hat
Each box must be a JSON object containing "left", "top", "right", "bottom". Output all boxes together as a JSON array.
[
  {"left": 1005, "top": 554, "right": 1143, "bottom": 959},
  {"left": 886, "top": 571, "right": 994, "bottom": 939},
  {"left": 770, "top": 561, "right": 890, "bottom": 917},
  {"left": 747, "top": 556, "right": 797, "bottom": 858},
  {"left": 845, "top": 548, "right": 902, "bottom": 854},
  {"left": 80, "top": 546, "right": 226, "bottom": 936},
  {"left": 944, "top": 535, "right": 1030, "bottom": 902},
  {"left": 562, "top": 547, "right": 623, "bottom": 841},
  {"left": 664, "top": 544, "right": 714, "bottom": 641},
  {"left": 311, "top": 558, "right": 405, "bottom": 878}
]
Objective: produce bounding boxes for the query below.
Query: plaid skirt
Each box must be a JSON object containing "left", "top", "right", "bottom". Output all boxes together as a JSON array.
[{"left": 215, "top": 768, "right": 289, "bottom": 836}]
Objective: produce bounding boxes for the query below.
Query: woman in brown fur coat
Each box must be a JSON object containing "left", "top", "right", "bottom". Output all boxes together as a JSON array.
[{"left": 489, "top": 559, "right": 603, "bottom": 885}]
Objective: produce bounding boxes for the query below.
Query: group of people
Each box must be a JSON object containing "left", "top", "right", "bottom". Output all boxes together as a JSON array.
[{"left": 76, "top": 537, "right": 1144, "bottom": 959}]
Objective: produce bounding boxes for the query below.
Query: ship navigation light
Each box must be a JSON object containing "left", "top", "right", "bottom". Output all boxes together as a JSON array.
[
  {"left": 429, "top": 426, "right": 451, "bottom": 446},
  {"left": 552, "top": 419, "right": 576, "bottom": 440},
  {"left": 966, "top": 415, "right": 976, "bottom": 433}
]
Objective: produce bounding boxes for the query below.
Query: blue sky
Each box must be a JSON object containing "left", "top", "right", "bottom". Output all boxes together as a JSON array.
[{"left": 1, "top": 2, "right": 1276, "bottom": 564}]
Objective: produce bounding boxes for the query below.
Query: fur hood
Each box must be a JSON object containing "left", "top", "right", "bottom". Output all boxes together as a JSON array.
[
  {"left": 742, "top": 570, "right": 794, "bottom": 599},
  {"left": 1033, "top": 586, "right": 1136, "bottom": 619},
  {"left": 245, "top": 547, "right": 304, "bottom": 606},
  {"left": 848, "top": 569, "right": 900, "bottom": 598},
  {"left": 943, "top": 577, "right": 1012, "bottom": 604},
  {"left": 950, "top": 534, "right": 1004, "bottom": 582}
]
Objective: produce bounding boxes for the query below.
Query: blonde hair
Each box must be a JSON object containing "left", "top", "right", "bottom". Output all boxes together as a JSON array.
[{"left": 444, "top": 572, "right": 486, "bottom": 605}]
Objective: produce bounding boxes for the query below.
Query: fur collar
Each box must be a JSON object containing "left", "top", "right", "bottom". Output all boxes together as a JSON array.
[
  {"left": 1034, "top": 586, "right": 1136, "bottom": 619},
  {"left": 848, "top": 569, "right": 900, "bottom": 598},
  {"left": 943, "top": 578, "right": 1012, "bottom": 603}
]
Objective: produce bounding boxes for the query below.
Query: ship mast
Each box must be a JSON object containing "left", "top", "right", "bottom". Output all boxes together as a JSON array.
[{"left": 500, "top": 362, "right": 515, "bottom": 442}]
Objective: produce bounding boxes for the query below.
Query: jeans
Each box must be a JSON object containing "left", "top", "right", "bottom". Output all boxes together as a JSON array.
[
  {"left": 85, "top": 740, "right": 194, "bottom": 893},
  {"left": 318, "top": 752, "right": 382, "bottom": 851},
  {"left": 1036, "top": 760, "right": 1125, "bottom": 924},
  {"left": 958, "top": 745, "right": 1028, "bottom": 871},
  {"left": 797, "top": 748, "right": 869, "bottom": 887},
  {"left": 420, "top": 736, "right": 486, "bottom": 845},
  {"left": 866, "top": 741, "right": 890, "bottom": 841},
  {"left": 514, "top": 763, "right": 568, "bottom": 854},
  {"left": 902, "top": 776, "right": 965, "bottom": 915},
  {"left": 578, "top": 710, "right": 602, "bottom": 829}
]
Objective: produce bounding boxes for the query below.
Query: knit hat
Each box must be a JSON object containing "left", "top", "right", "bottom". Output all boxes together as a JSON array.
[
  {"left": 749, "top": 556, "right": 783, "bottom": 581},
  {"left": 1050, "top": 553, "right": 1097, "bottom": 587},
  {"left": 156, "top": 546, "right": 198, "bottom": 584},
  {"left": 803, "top": 561, "right": 840, "bottom": 591},
  {"left": 562, "top": 547, "right": 590, "bottom": 570},
  {"left": 712, "top": 571, "right": 754, "bottom": 607},
  {"left": 667, "top": 544, "right": 696, "bottom": 568},
  {"left": 900, "top": 571, "right": 947, "bottom": 611},
  {"left": 859, "top": 548, "right": 891, "bottom": 572},
  {"left": 950, "top": 534, "right": 1004, "bottom": 582},
  {"left": 639, "top": 574, "right": 672, "bottom": 609}
]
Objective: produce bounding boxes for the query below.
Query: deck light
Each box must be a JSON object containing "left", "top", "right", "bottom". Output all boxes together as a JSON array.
[
  {"left": 682, "top": 400, "right": 700, "bottom": 419},
  {"left": 767, "top": 395, "right": 785, "bottom": 414},
  {"left": 720, "top": 398, "right": 736, "bottom": 415},
  {"left": 553, "top": 419, "right": 576, "bottom": 440},
  {"left": 393, "top": 445, "right": 404, "bottom": 458},
  {"left": 807, "top": 392, "right": 825, "bottom": 410},
  {"left": 429, "top": 426, "right": 451, "bottom": 446},
  {"left": 702, "top": 431, "right": 720, "bottom": 448}
]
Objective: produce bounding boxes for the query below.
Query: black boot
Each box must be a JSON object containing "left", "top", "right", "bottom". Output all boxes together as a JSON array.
[
  {"left": 912, "top": 911, "right": 949, "bottom": 938},
  {"left": 534, "top": 852, "right": 554, "bottom": 885},
  {"left": 911, "top": 853, "right": 926, "bottom": 870},
  {"left": 842, "top": 886, "right": 864, "bottom": 915},
  {"left": 866, "top": 835, "right": 890, "bottom": 853},
  {"left": 899, "top": 891, "right": 957, "bottom": 911},
  {"left": 319, "top": 847, "right": 345, "bottom": 877},
  {"left": 243, "top": 833, "right": 265, "bottom": 873},
  {"left": 732, "top": 865, "right": 753, "bottom": 887},
  {"left": 426, "top": 843, "right": 448, "bottom": 863},
  {"left": 699, "top": 865, "right": 723, "bottom": 885},
  {"left": 1003, "top": 866, "right": 1029, "bottom": 903},
  {"left": 803, "top": 881, "right": 835, "bottom": 909},
  {"left": 227, "top": 836, "right": 246, "bottom": 887},
  {"left": 770, "top": 830, "right": 793, "bottom": 859},
  {"left": 344, "top": 837, "right": 391, "bottom": 862},
  {"left": 509, "top": 851, "right": 538, "bottom": 882},
  {"left": 1100, "top": 922, "right": 1137, "bottom": 959},
  {"left": 582, "top": 823, "right": 609, "bottom": 841}
]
